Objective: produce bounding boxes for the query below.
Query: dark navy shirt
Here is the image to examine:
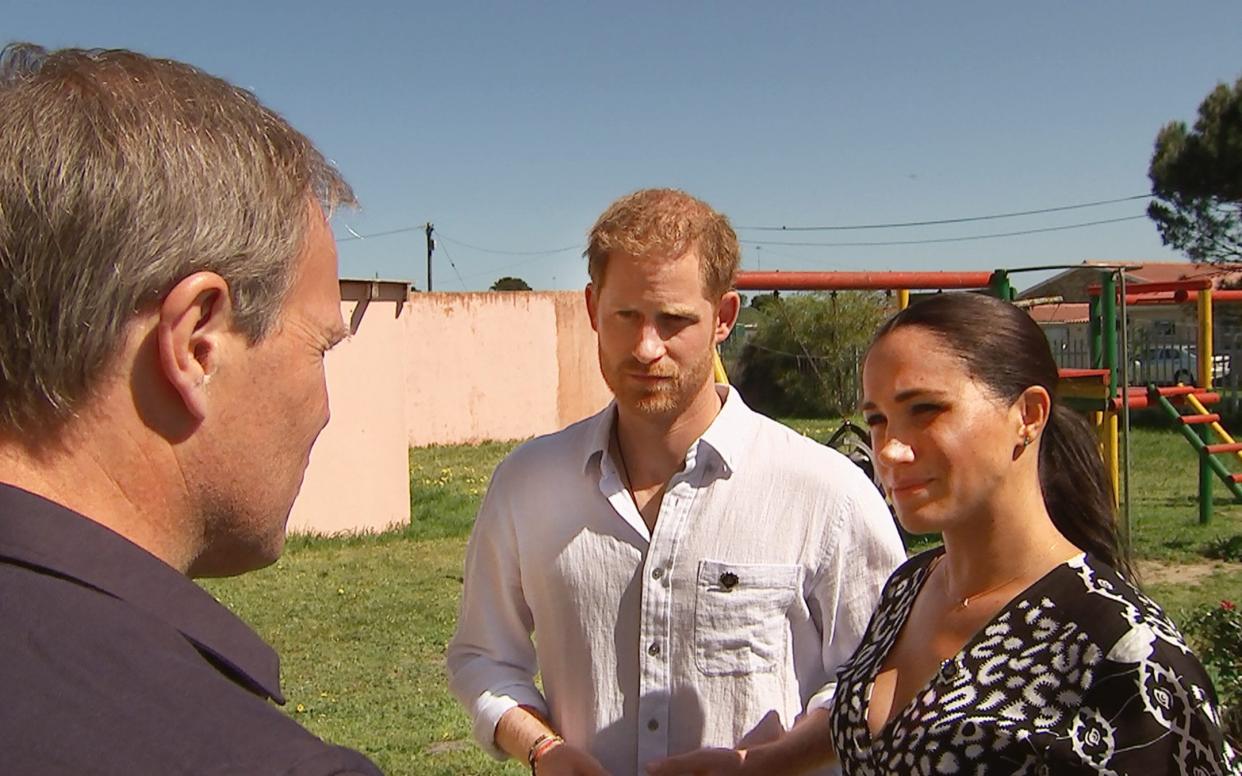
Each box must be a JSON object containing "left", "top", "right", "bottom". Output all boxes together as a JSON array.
[{"left": 0, "top": 483, "right": 383, "bottom": 775}]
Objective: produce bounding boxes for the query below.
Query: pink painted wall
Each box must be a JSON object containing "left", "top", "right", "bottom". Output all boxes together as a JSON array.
[
  {"left": 288, "top": 282, "right": 412, "bottom": 534},
  {"left": 554, "top": 292, "right": 611, "bottom": 427},
  {"left": 288, "top": 283, "right": 611, "bottom": 534},
  {"left": 405, "top": 291, "right": 611, "bottom": 446},
  {"left": 405, "top": 293, "right": 558, "bottom": 445}
]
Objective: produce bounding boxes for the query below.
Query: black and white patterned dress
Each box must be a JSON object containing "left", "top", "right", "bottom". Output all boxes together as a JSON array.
[{"left": 829, "top": 549, "right": 1239, "bottom": 775}]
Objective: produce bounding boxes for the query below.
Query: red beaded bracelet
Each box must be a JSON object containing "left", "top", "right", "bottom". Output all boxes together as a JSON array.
[{"left": 527, "top": 733, "right": 564, "bottom": 773}]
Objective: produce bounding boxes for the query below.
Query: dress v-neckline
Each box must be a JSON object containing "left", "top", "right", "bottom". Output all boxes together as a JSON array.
[{"left": 861, "top": 548, "right": 1078, "bottom": 745}]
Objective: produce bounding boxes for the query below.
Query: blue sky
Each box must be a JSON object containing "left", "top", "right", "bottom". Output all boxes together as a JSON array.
[{"left": 6, "top": 1, "right": 1242, "bottom": 291}]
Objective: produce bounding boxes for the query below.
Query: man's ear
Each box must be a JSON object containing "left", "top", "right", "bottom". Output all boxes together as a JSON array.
[
  {"left": 156, "top": 272, "right": 235, "bottom": 422},
  {"left": 714, "top": 290, "right": 741, "bottom": 344},
  {"left": 584, "top": 283, "right": 599, "bottom": 333}
]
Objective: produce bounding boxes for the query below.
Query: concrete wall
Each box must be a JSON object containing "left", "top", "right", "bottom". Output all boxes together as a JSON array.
[
  {"left": 404, "top": 290, "right": 611, "bottom": 445},
  {"left": 287, "top": 283, "right": 611, "bottom": 534},
  {"left": 554, "top": 292, "right": 612, "bottom": 428}
]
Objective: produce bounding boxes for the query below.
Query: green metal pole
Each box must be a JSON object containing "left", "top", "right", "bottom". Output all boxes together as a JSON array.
[
  {"left": 1100, "top": 272, "right": 1118, "bottom": 396},
  {"left": 1152, "top": 393, "right": 1237, "bottom": 519},
  {"left": 1089, "top": 295, "right": 1102, "bottom": 369},
  {"left": 988, "top": 270, "right": 1012, "bottom": 300},
  {"left": 1199, "top": 425, "right": 1214, "bottom": 525}
]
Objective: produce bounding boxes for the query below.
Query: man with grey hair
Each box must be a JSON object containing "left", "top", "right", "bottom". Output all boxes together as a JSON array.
[{"left": 0, "top": 43, "right": 381, "bottom": 774}]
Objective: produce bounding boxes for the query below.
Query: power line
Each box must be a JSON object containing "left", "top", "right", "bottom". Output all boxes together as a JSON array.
[
  {"left": 436, "top": 239, "right": 468, "bottom": 290},
  {"left": 458, "top": 249, "right": 580, "bottom": 281},
  {"left": 336, "top": 224, "right": 426, "bottom": 242},
  {"left": 740, "top": 214, "right": 1147, "bottom": 248},
  {"left": 438, "top": 234, "right": 582, "bottom": 256},
  {"left": 735, "top": 194, "right": 1150, "bottom": 232},
  {"left": 333, "top": 194, "right": 1152, "bottom": 251},
  {"left": 335, "top": 225, "right": 582, "bottom": 257}
]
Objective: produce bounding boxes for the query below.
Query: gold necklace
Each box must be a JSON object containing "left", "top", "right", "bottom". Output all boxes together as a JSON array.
[{"left": 930, "top": 542, "right": 1058, "bottom": 611}]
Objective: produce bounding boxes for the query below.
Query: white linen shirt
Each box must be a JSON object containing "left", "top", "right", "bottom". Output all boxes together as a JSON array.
[{"left": 447, "top": 387, "right": 905, "bottom": 775}]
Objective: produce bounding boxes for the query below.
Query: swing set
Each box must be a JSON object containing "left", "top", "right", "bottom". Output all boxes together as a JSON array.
[{"left": 720, "top": 267, "right": 1241, "bottom": 543}]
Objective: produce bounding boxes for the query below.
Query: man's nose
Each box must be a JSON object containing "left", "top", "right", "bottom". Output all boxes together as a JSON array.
[{"left": 633, "top": 323, "right": 666, "bottom": 364}]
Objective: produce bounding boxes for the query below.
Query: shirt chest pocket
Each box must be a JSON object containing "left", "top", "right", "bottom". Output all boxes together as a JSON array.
[{"left": 693, "top": 559, "right": 802, "bottom": 677}]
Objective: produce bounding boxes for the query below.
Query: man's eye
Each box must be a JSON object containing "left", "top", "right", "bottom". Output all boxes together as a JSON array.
[
  {"left": 863, "top": 414, "right": 884, "bottom": 427},
  {"left": 912, "top": 403, "right": 944, "bottom": 415}
]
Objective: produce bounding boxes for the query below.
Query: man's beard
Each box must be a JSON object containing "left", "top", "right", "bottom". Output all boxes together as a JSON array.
[{"left": 601, "top": 347, "right": 715, "bottom": 420}]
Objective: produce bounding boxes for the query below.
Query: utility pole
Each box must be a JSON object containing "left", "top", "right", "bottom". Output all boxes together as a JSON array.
[{"left": 424, "top": 222, "right": 434, "bottom": 292}]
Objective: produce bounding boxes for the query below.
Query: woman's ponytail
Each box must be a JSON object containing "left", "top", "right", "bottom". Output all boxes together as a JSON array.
[{"left": 1039, "top": 404, "right": 1133, "bottom": 581}]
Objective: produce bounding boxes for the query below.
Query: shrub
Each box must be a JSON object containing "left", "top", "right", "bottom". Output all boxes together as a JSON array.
[
  {"left": 1204, "top": 534, "right": 1242, "bottom": 562},
  {"left": 1185, "top": 600, "right": 1242, "bottom": 748},
  {"left": 732, "top": 291, "right": 891, "bottom": 417}
]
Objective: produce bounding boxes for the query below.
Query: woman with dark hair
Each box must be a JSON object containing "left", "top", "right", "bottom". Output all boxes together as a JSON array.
[{"left": 828, "top": 292, "right": 1238, "bottom": 774}]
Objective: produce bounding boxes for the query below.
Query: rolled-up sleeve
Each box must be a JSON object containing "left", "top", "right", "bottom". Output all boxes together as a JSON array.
[
  {"left": 805, "top": 463, "right": 904, "bottom": 715},
  {"left": 445, "top": 459, "right": 547, "bottom": 759}
]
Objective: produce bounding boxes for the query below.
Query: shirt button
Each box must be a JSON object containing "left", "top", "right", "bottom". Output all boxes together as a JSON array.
[
  {"left": 939, "top": 660, "right": 959, "bottom": 682},
  {"left": 651, "top": 567, "right": 664, "bottom": 580},
  {"left": 647, "top": 719, "right": 660, "bottom": 731},
  {"left": 647, "top": 642, "right": 661, "bottom": 656}
]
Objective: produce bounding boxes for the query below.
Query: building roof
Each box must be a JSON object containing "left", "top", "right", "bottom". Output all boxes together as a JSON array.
[
  {"left": 1026, "top": 302, "right": 1091, "bottom": 325},
  {"left": 1018, "top": 261, "right": 1242, "bottom": 302}
]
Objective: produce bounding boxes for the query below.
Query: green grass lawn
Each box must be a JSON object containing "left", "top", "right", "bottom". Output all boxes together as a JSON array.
[{"left": 204, "top": 423, "right": 1242, "bottom": 775}]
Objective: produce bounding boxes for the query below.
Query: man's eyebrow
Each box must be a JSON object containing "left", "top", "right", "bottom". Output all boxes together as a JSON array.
[{"left": 660, "top": 305, "right": 700, "bottom": 317}]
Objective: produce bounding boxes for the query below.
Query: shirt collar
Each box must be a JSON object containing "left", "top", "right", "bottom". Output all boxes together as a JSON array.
[
  {"left": 582, "top": 401, "right": 618, "bottom": 474},
  {"left": 580, "top": 385, "right": 756, "bottom": 476},
  {"left": 0, "top": 483, "right": 285, "bottom": 704},
  {"left": 697, "top": 385, "right": 755, "bottom": 474}
]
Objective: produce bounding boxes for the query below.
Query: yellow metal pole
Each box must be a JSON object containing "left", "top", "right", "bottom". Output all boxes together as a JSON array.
[
  {"left": 713, "top": 347, "right": 729, "bottom": 384},
  {"left": 1199, "top": 287, "right": 1214, "bottom": 389},
  {"left": 1185, "top": 392, "right": 1242, "bottom": 465},
  {"left": 1092, "top": 410, "right": 1120, "bottom": 506},
  {"left": 897, "top": 289, "right": 910, "bottom": 310},
  {"left": 1104, "top": 411, "right": 1120, "bottom": 507}
]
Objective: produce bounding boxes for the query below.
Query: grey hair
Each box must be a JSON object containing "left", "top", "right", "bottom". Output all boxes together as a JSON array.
[{"left": 0, "top": 43, "right": 355, "bottom": 434}]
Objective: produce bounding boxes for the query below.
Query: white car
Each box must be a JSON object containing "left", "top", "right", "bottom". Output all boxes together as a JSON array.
[{"left": 1129, "top": 345, "right": 1230, "bottom": 386}]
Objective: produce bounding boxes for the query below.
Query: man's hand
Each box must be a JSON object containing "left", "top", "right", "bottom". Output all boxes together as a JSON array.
[
  {"left": 645, "top": 709, "right": 784, "bottom": 775},
  {"left": 495, "top": 706, "right": 607, "bottom": 775},
  {"left": 735, "top": 709, "right": 785, "bottom": 749},
  {"left": 646, "top": 707, "right": 834, "bottom": 776},
  {"left": 644, "top": 747, "right": 749, "bottom": 776},
  {"left": 534, "top": 741, "right": 610, "bottom": 776}
]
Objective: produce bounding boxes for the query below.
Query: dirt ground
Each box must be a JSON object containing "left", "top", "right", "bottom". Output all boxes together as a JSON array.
[{"left": 1138, "top": 558, "right": 1239, "bottom": 586}]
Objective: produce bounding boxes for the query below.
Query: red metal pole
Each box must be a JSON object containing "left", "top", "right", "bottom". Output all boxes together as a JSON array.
[
  {"left": 1123, "top": 289, "right": 1242, "bottom": 305},
  {"left": 735, "top": 271, "right": 994, "bottom": 291},
  {"left": 1088, "top": 278, "right": 1213, "bottom": 296}
]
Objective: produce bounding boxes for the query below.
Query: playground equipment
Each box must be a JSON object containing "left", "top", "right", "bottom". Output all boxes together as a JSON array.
[
  {"left": 1070, "top": 274, "right": 1242, "bottom": 524},
  {"left": 726, "top": 270, "right": 1008, "bottom": 512},
  {"left": 728, "top": 266, "right": 1242, "bottom": 531},
  {"left": 735, "top": 270, "right": 1012, "bottom": 301},
  {"left": 713, "top": 270, "right": 1009, "bottom": 381},
  {"left": 825, "top": 421, "right": 881, "bottom": 491}
]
